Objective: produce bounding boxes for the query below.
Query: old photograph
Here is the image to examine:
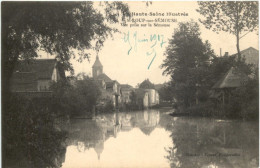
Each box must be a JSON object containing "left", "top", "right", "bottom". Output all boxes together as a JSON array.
[{"left": 2, "top": 1, "right": 259, "bottom": 168}]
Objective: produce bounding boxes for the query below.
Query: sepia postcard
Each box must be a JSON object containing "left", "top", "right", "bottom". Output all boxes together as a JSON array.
[{"left": 2, "top": 1, "right": 259, "bottom": 168}]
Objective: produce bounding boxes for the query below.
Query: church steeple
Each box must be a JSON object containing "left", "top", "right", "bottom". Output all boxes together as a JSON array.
[{"left": 92, "top": 55, "right": 103, "bottom": 78}]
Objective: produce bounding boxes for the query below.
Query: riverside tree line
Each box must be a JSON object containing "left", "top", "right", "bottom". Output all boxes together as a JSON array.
[{"left": 160, "top": 1, "right": 258, "bottom": 119}]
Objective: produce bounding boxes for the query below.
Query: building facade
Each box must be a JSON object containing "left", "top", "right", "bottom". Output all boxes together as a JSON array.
[
  {"left": 10, "top": 59, "right": 65, "bottom": 97},
  {"left": 120, "top": 84, "right": 134, "bottom": 103}
]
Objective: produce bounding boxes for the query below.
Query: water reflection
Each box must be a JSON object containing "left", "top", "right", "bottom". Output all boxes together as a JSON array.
[
  {"left": 62, "top": 110, "right": 171, "bottom": 168},
  {"left": 165, "top": 117, "right": 259, "bottom": 168},
  {"left": 61, "top": 110, "right": 258, "bottom": 168}
]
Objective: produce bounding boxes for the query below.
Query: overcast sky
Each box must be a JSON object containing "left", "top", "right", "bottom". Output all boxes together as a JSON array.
[{"left": 40, "top": 1, "right": 259, "bottom": 87}]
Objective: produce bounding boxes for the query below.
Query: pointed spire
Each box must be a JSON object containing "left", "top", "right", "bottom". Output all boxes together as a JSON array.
[{"left": 92, "top": 54, "right": 103, "bottom": 68}]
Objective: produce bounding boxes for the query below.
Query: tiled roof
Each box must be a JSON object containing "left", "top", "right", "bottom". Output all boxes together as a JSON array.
[
  {"left": 121, "top": 84, "right": 133, "bottom": 89},
  {"left": 139, "top": 79, "right": 155, "bottom": 89},
  {"left": 212, "top": 67, "right": 248, "bottom": 89},
  {"left": 96, "top": 73, "right": 112, "bottom": 82},
  {"left": 14, "top": 59, "right": 57, "bottom": 79},
  {"left": 10, "top": 59, "right": 63, "bottom": 92}
]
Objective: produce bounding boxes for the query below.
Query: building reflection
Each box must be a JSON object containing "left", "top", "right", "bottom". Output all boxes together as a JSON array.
[
  {"left": 62, "top": 110, "right": 258, "bottom": 168},
  {"left": 66, "top": 110, "right": 161, "bottom": 161}
]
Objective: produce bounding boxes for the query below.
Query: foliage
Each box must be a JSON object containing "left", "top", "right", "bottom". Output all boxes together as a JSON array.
[
  {"left": 3, "top": 95, "right": 67, "bottom": 168},
  {"left": 207, "top": 55, "right": 236, "bottom": 87},
  {"left": 50, "top": 75, "right": 101, "bottom": 117},
  {"left": 161, "top": 20, "right": 257, "bottom": 119},
  {"left": 2, "top": 2, "right": 130, "bottom": 166},
  {"left": 2, "top": 1, "right": 130, "bottom": 94},
  {"left": 161, "top": 21, "right": 215, "bottom": 107},
  {"left": 158, "top": 82, "right": 174, "bottom": 102},
  {"left": 96, "top": 98, "right": 115, "bottom": 113},
  {"left": 197, "top": 1, "right": 258, "bottom": 55},
  {"left": 74, "top": 76, "right": 101, "bottom": 114},
  {"left": 228, "top": 70, "right": 259, "bottom": 119},
  {"left": 3, "top": 75, "right": 103, "bottom": 167},
  {"left": 103, "top": 100, "right": 115, "bottom": 112}
]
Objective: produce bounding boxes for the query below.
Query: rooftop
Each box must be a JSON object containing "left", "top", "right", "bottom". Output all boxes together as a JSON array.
[
  {"left": 232, "top": 47, "right": 259, "bottom": 65},
  {"left": 212, "top": 67, "right": 248, "bottom": 89},
  {"left": 13, "top": 59, "right": 59, "bottom": 79},
  {"left": 96, "top": 73, "right": 112, "bottom": 82}
]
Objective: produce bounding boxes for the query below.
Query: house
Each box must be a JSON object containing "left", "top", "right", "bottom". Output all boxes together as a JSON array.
[
  {"left": 136, "top": 79, "right": 160, "bottom": 108},
  {"left": 145, "top": 89, "right": 160, "bottom": 106},
  {"left": 92, "top": 56, "right": 122, "bottom": 107},
  {"left": 233, "top": 47, "right": 259, "bottom": 67},
  {"left": 135, "top": 88, "right": 150, "bottom": 108},
  {"left": 120, "top": 84, "right": 134, "bottom": 103},
  {"left": 210, "top": 47, "right": 258, "bottom": 104},
  {"left": 210, "top": 67, "right": 248, "bottom": 104},
  {"left": 10, "top": 59, "right": 65, "bottom": 97}
]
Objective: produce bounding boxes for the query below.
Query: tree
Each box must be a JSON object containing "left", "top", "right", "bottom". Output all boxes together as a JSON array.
[
  {"left": 161, "top": 21, "right": 214, "bottom": 108},
  {"left": 74, "top": 76, "right": 101, "bottom": 115},
  {"left": 197, "top": 1, "right": 258, "bottom": 57},
  {"left": 207, "top": 55, "right": 236, "bottom": 87},
  {"left": 51, "top": 75, "right": 101, "bottom": 116},
  {"left": 227, "top": 68, "right": 258, "bottom": 119},
  {"left": 2, "top": 1, "right": 130, "bottom": 95},
  {"left": 158, "top": 82, "right": 174, "bottom": 102}
]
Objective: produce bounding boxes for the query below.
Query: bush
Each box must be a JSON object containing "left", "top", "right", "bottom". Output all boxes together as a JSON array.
[
  {"left": 50, "top": 77, "right": 101, "bottom": 117},
  {"left": 104, "top": 100, "right": 114, "bottom": 112}
]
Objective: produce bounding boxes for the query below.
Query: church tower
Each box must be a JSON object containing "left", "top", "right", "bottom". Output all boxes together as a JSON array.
[{"left": 92, "top": 55, "right": 103, "bottom": 78}]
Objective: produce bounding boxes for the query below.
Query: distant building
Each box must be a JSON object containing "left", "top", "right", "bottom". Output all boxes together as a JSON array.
[
  {"left": 233, "top": 47, "right": 259, "bottom": 67},
  {"left": 92, "top": 56, "right": 122, "bottom": 107},
  {"left": 145, "top": 89, "right": 160, "bottom": 106},
  {"left": 134, "top": 79, "right": 160, "bottom": 108},
  {"left": 120, "top": 84, "right": 134, "bottom": 103},
  {"left": 10, "top": 59, "right": 65, "bottom": 97},
  {"left": 92, "top": 56, "right": 103, "bottom": 78},
  {"left": 135, "top": 89, "right": 150, "bottom": 108}
]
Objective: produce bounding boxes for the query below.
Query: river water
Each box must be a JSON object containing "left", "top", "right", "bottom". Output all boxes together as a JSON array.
[{"left": 60, "top": 109, "right": 258, "bottom": 168}]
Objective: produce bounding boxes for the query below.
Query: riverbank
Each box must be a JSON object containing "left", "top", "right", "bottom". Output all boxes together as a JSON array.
[{"left": 169, "top": 103, "right": 259, "bottom": 121}]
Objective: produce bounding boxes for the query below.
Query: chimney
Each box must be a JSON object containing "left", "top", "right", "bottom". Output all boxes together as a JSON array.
[
  {"left": 224, "top": 52, "right": 229, "bottom": 56},
  {"left": 220, "top": 48, "right": 222, "bottom": 56}
]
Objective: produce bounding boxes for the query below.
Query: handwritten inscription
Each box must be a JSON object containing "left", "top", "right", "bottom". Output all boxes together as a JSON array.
[{"left": 122, "top": 31, "right": 166, "bottom": 69}]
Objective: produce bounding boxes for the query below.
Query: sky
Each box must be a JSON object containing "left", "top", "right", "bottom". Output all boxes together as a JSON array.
[{"left": 39, "top": 1, "right": 259, "bottom": 87}]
